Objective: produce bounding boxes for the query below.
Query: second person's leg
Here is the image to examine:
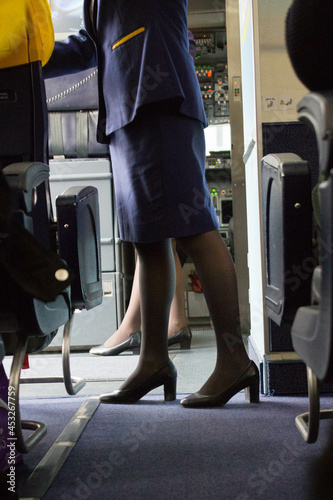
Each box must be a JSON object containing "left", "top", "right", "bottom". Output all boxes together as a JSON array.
[{"left": 92, "top": 240, "right": 190, "bottom": 354}]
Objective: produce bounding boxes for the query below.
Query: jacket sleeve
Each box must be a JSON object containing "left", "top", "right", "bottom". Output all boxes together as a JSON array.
[{"left": 43, "top": 29, "right": 97, "bottom": 79}]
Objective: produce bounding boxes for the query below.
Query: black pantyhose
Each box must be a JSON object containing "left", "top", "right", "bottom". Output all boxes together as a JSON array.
[
  {"left": 118, "top": 238, "right": 176, "bottom": 391},
  {"left": 177, "top": 229, "right": 250, "bottom": 395},
  {"left": 118, "top": 229, "right": 249, "bottom": 397}
]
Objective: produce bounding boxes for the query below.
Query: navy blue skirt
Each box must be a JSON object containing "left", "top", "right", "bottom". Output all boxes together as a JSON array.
[{"left": 109, "top": 104, "right": 219, "bottom": 243}]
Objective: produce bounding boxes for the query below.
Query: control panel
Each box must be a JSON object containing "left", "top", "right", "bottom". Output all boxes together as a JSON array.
[
  {"left": 205, "top": 150, "right": 231, "bottom": 169},
  {"left": 206, "top": 158, "right": 232, "bottom": 230},
  {"left": 191, "top": 29, "right": 232, "bottom": 251},
  {"left": 193, "top": 30, "right": 226, "bottom": 57},
  {"left": 208, "top": 182, "right": 233, "bottom": 227},
  {"left": 192, "top": 29, "right": 229, "bottom": 125}
]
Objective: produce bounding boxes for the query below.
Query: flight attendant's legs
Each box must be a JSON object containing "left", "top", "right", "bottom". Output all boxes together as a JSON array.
[
  {"left": 98, "top": 240, "right": 188, "bottom": 349},
  {"left": 176, "top": 229, "right": 251, "bottom": 396},
  {"left": 99, "top": 239, "right": 177, "bottom": 402},
  {"left": 99, "top": 229, "right": 258, "bottom": 405},
  {"left": 126, "top": 239, "right": 175, "bottom": 385}
]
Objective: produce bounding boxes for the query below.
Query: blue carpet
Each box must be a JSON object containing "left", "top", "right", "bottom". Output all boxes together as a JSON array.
[
  {"left": 15, "top": 393, "right": 333, "bottom": 500},
  {"left": 15, "top": 396, "right": 87, "bottom": 495}
]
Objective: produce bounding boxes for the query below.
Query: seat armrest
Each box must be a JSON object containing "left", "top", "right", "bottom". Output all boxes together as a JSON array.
[
  {"left": 297, "top": 92, "right": 333, "bottom": 179},
  {"left": 3, "top": 162, "right": 49, "bottom": 212},
  {"left": 261, "top": 153, "right": 313, "bottom": 325},
  {"left": 56, "top": 186, "right": 103, "bottom": 311}
]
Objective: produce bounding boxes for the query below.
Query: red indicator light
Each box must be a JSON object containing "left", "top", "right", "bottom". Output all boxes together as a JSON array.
[{"left": 207, "top": 70, "right": 212, "bottom": 77}]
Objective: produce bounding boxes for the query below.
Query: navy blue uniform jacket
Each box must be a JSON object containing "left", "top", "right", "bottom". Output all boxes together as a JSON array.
[{"left": 44, "top": 0, "right": 206, "bottom": 144}]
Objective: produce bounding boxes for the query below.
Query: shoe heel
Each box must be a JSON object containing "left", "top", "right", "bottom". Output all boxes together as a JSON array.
[
  {"left": 244, "top": 374, "right": 260, "bottom": 403},
  {"left": 132, "top": 346, "right": 140, "bottom": 354},
  {"left": 180, "top": 327, "right": 192, "bottom": 350},
  {"left": 164, "top": 377, "right": 177, "bottom": 401},
  {"left": 180, "top": 336, "right": 191, "bottom": 349}
]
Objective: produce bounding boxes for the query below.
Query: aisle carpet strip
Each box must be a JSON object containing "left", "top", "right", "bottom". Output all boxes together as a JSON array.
[{"left": 20, "top": 397, "right": 100, "bottom": 500}]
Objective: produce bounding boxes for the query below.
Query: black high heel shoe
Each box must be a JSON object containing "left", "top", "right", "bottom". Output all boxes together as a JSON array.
[
  {"left": 168, "top": 326, "right": 192, "bottom": 349},
  {"left": 99, "top": 360, "right": 177, "bottom": 404},
  {"left": 89, "top": 332, "right": 141, "bottom": 356},
  {"left": 180, "top": 360, "right": 260, "bottom": 408}
]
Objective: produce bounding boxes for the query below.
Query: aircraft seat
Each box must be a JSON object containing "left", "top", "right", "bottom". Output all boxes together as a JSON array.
[
  {"left": 44, "top": 65, "right": 134, "bottom": 349},
  {"left": 289, "top": 92, "right": 333, "bottom": 442},
  {"left": 261, "top": 0, "right": 333, "bottom": 442},
  {"left": 0, "top": 59, "right": 103, "bottom": 453},
  {"left": 45, "top": 67, "right": 108, "bottom": 158},
  {"left": 286, "top": 0, "right": 333, "bottom": 443}
]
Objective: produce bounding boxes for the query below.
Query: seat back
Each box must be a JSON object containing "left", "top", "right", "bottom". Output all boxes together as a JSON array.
[
  {"left": 0, "top": 62, "right": 71, "bottom": 337},
  {"left": 45, "top": 67, "right": 109, "bottom": 158},
  {"left": 0, "top": 57, "right": 102, "bottom": 339},
  {"left": 0, "top": 0, "right": 54, "bottom": 70},
  {"left": 0, "top": 61, "right": 48, "bottom": 167},
  {"left": 291, "top": 93, "right": 333, "bottom": 382},
  {"left": 285, "top": 0, "right": 333, "bottom": 382}
]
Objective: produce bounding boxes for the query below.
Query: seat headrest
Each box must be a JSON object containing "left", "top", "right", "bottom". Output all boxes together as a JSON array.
[
  {"left": 0, "top": 0, "right": 54, "bottom": 69},
  {"left": 285, "top": 0, "right": 333, "bottom": 91}
]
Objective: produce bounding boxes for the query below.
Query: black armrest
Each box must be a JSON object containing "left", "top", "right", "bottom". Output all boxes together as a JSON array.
[
  {"left": 56, "top": 185, "right": 103, "bottom": 311},
  {"left": 3, "top": 162, "right": 49, "bottom": 213},
  {"left": 261, "top": 153, "right": 313, "bottom": 325}
]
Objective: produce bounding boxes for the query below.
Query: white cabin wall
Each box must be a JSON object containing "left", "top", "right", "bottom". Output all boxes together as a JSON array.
[{"left": 237, "top": 0, "right": 307, "bottom": 364}]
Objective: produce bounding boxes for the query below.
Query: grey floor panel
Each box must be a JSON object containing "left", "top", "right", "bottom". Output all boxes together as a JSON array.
[{"left": 174, "top": 349, "right": 216, "bottom": 393}]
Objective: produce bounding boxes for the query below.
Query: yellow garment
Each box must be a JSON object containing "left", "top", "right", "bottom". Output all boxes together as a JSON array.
[{"left": 0, "top": 0, "right": 54, "bottom": 68}]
